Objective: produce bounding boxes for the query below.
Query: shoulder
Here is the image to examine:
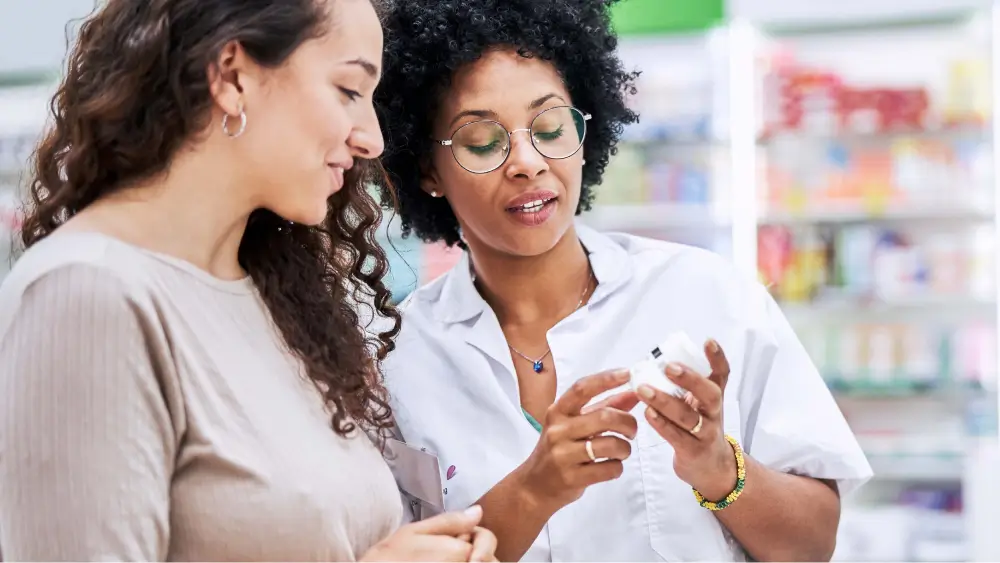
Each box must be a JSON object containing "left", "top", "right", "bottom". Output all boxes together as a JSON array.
[
  {"left": 584, "top": 231, "right": 784, "bottom": 350},
  {"left": 607, "top": 231, "right": 764, "bottom": 307},
  {"left": 385, "top": 278, "right": 450, "bottom": 357},
  {"left": 0, "top": 232, "right": 164, "bottom": 343},
  {"left": 3, "top": 231, "right": 160, "bottom": 291},
  {"left": 398, "top": 268, "right": 451, "bottom": 311},
  {"left": 0, "top": 232, "right": 185, "bottom": 423},
  {"left": 603, "top": 231, "right": 735, "bottom": 280},
  {"left": 386, "top": 265, "right": 456, "bottom": 336}
]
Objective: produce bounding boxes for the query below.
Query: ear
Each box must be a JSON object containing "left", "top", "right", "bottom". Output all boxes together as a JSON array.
[
  {"left": 207, "top": 40, "right": 262, "bottom": 117},
  {"left": 419, "top": 158, "right": 443, "bottom": 198}
]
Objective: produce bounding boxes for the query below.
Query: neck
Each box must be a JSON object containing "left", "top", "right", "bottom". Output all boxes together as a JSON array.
[
  {"left": 469, "top": 225, "right": 592, "bottom": 326},
  {"left": 75, "top": 144, "right": 254, "bottom": 280}
]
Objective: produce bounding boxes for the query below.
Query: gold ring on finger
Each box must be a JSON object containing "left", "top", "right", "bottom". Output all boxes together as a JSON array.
[{"left": 690, "top": 414, "right": 703, "bottom": 435}]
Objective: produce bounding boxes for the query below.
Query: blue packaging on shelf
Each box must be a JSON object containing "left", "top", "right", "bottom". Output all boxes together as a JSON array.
[{"left": 678, "top": 168, "right": 709, "bottom": 204}]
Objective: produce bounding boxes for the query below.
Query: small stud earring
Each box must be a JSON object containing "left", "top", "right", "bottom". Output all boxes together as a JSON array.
[
  {"left": 430, "top": 190, "right": 440, "bottom": 197},
  {"left": 582, "top": 159, "right": 587, "bottom": 165}
]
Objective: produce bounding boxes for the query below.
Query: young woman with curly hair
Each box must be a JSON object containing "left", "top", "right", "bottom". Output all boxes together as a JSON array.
[
  {"left": 375, "top": 0, "right": 872, "bottom": 560},
  {"left": 0, "top": 0, "right": 499, "bottom": 561}
]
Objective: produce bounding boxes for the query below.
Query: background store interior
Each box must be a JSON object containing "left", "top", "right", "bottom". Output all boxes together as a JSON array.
[{"left": 1, "top": 0, "right": 999, "bottom": 561}]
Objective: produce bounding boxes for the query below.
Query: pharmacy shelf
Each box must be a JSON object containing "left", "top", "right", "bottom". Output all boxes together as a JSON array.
[
  {"left": 587, "top": 29, "right": 735, "bottom": 260},
  {"left": 758, "top": 125, "right": 990, "bottom": 145},
  {"left": 581, "top": 202, "right": 730, "bottom": 231},
  {"left": 867, "top": 454, "right": 964, "bottom": 482},
  {"left": 741, "top": 10, "right": 999, "bottom": 561},
  {"left": 759, "top": 199, "right": 994, "bottom": 226},
  {"left": 829, "top": 379, "right": 991, "bottom": 398},
  {"left": 620, "top": 136, "right": 723, "bottom": 149},
  {"left": 780, "top": 295, "right": 996, "bottom": 322}
]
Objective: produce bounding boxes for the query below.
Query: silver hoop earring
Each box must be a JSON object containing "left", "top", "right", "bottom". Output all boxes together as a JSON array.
[{"left": 222, "top": 107, "right": 247, "bottom": 138}]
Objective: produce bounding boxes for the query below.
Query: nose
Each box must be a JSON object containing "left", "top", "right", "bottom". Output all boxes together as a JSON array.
[
  {"left": 348, "top": 105, "right": 385, "bottom": 159},
  {"left": 504, "top": 130, "right": 548, "bottom": 180}
]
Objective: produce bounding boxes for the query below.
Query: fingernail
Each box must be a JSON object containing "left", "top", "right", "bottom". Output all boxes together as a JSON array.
[
  {"left": 615, "top": 369, "right": 630, "bottom": 381},
  {"left": 464, "top": 504, "right": 483, "bottom": 519},
  {"left": 666, "top": 363, "right": 683, "bottom": 376},
  {"left": 637, "top": 385, "right": 655, "bottom": 400},
  {"left": 646, "top": 407, "right": 659, "bottom": 420},
  {"left": 707, "top": 339, "right": 719, "bottom": 353}
]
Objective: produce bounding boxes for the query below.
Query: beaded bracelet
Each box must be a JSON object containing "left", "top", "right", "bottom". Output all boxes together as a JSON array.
[{"left": 692, "top": 434, "right": 746, "bottom": 511}]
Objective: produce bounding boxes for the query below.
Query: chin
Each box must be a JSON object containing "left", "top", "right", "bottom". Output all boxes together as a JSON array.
[
  {"left": 301, "top": 205, "right": 332, "bottom": 226},
  {"left": 272, "top": 202, "right": 330, "bottom": 227},
  {"left": 499, "top": 224, "right": 567, "bottom": 257}
]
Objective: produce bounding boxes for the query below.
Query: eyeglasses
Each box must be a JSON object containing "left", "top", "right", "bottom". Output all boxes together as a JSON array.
[{"left": 433, "top": 105, "right": 591, "bottom": 174}]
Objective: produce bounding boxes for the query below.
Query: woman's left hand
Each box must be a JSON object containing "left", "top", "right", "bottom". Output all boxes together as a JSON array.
[{"left": 635, "top": 339, "right": 739, "bottom": 501}]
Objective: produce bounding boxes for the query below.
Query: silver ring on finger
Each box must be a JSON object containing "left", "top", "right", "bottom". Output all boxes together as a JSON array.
[
  {"left": 585, "top": 439, "right": 597, "bottom": 463},
  {"left": 689, "top": 413, "right": 704, "bottom": 435}
]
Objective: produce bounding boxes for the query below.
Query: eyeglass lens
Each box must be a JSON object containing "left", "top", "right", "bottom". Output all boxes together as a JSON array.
[{"left": 450, "top": 106, "right": 587, "bottom": 173}]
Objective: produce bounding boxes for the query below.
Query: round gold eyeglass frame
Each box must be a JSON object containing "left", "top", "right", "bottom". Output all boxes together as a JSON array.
[{"left": 432, "top": 105, "right": 592, "bottom": 174}]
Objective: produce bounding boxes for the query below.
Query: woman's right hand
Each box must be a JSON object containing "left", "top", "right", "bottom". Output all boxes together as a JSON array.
[
  {"left": 516, "top": 369, "right": 639, "bottom": 511},
  {"left": 361, "top": 505, "right": 498, "bottom": 562}
]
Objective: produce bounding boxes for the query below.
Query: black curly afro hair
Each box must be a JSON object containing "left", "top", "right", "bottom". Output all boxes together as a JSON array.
[{"left": 374, "top": 0, "right": 640, "bottom": 247}]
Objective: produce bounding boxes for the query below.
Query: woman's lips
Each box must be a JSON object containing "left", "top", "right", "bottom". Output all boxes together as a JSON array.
[
  {"left": 506, "top": 197, "right": 557, "bottom": 226},
  {"left": 327, "top": 164, "right": 344, "bottom": 193}
]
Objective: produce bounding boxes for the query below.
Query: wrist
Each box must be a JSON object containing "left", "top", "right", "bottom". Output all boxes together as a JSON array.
[
  {"left": 691, "top": 440, "right": 740, "bottom": 502},
  {"left": 512, "top": 466, "right": 562, "bottom": 519}
]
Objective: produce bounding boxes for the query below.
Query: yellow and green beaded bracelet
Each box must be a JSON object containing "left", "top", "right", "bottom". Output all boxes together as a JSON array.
[{"left": 692, "top": 434, "right": 746, "bottom": 511}]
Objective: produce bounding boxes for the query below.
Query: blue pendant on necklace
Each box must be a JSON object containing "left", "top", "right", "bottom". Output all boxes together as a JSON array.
[{"left": 533, "top": 361, "right": 544, "bottom": 373}]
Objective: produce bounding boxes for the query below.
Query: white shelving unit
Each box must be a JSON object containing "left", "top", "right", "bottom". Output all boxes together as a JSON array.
[
  {"left": 582, "top": 27, "right": 738, "bottom": 260},
  {"left": 733, "top": 7, "right": 1000, "bottom": 562}
]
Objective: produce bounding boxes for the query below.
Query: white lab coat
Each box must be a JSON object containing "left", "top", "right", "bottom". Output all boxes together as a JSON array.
[{"left": 382, "top": 224, "right": 872, "bottom": 561}]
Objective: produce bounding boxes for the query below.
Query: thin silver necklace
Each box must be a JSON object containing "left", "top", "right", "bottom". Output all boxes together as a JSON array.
[{"left": 472, "top": 263, "right": 595, "bottom": 374}]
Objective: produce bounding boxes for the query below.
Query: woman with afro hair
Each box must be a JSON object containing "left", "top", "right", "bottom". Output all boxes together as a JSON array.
[{"left": 375, "top": 0, "right": 872, "bottom": 561}]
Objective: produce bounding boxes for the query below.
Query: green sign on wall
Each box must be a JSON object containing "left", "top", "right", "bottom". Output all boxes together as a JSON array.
[{"left": 611, "top": 0, "right": 725, "bottom": 36}]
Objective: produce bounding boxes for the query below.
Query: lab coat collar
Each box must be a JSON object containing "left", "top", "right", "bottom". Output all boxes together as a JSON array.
[
  {"left": 433, "top": 251, "right": 481, "bottom": 324},
  {"left": 578, "top": 223, "right": 632, "bottom": 305},
  {"left": 430, "top": 222, "right": 632, "bottom": 325}
]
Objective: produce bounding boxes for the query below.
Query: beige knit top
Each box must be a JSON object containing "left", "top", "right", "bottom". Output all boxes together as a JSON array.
[{"left": 0, "top": 231, "right": 402, "bottom": 561}]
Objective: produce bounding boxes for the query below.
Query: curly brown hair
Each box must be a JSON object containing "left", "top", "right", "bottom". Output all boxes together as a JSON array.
[{"left": 19, "top": 0, "right": 400, "bottom": 440}]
